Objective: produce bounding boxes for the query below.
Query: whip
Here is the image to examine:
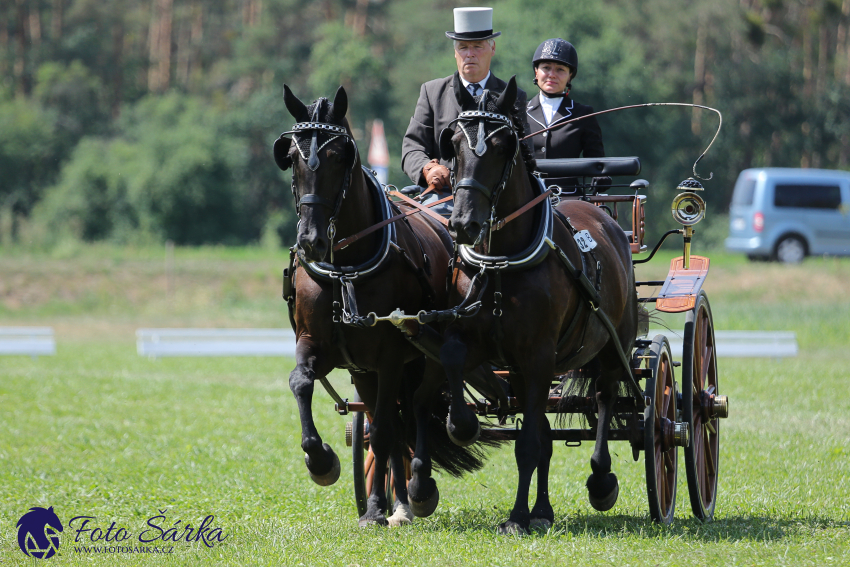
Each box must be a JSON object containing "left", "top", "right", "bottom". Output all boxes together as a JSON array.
[{"left": 520, "top": 102, "right": 722, "bottom": 181}]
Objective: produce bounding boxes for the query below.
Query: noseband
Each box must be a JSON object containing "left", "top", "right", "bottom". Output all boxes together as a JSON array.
[
  {"left": 448, "top": 99, "right": 520, "bottom": 246},
  {"left": 281, "top": 106, "right": 358, "bottom": 262}
]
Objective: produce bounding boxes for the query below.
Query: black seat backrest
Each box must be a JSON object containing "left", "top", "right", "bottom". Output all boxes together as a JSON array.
[{"left": 535, "top": 157, "right": 641, "bottom": 178}]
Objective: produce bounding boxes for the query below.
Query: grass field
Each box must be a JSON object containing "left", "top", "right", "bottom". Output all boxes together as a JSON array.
[{"left": 1, "top": 245, "right": 848, "bottom": 565}]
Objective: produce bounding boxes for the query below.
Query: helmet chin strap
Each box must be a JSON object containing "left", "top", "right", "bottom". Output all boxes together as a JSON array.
[{"left": 533, "top": 77, "right": 570, "bottom": 98}]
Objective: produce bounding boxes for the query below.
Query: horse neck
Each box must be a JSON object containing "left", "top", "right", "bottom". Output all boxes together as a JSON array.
[
  {"left": 488, "top": 159, "right": 536, "bottom": 256},
  {"left": 332, "top": 159, "right": 380, "bottom": 265}
]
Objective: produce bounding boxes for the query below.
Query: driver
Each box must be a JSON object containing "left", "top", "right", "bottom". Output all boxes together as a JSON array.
[
  {"left": 401, "top": 7, "right": 531, "bottom": 213},
  {"left": 526, "top": 38, "right": 605, "bottom": 189}
]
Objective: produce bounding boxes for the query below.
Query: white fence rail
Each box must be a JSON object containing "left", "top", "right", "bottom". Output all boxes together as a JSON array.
[
  {"left": 135, "top": 327, "right": 797, "bottom": 360},
  {"left": 137, "top": 328, "right": 296, "bottom": 359},
  {"left": 0, "top": 327, "right": 56, "bottom": 358},
  {"left": 649, "top": 330, "right": 798, "bottom": 358}
]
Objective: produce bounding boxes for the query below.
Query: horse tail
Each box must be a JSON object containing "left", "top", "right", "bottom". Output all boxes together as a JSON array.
[{"left": 399, "top": 357, "right": 504, "bottom": 477}]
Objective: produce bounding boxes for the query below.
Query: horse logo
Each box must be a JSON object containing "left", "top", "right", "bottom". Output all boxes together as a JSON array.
[{"left": 17, "top": 506, "right": 63, "bottom": 559}]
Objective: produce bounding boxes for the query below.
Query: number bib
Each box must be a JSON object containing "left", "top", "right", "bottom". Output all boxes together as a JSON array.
[{"left": 573, "top": 230, "right": 598, "bottom": 252}]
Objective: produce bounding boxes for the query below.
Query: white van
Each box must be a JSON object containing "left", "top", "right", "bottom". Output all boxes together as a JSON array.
[{"left": 725, "top": 168, "right": 850, "bottom": 263}]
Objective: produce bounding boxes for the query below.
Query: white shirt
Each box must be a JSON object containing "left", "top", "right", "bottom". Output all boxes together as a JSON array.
[
  {"left": 460, "top": 71, "right": 492, "bottom": 96},
  {"left": 540, "top": 95, "right": 563, "bottom": 125}
]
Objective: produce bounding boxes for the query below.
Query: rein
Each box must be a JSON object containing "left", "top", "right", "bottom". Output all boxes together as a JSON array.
[{"left": 333, "top": 194, "right": 453, "bottom": 252}]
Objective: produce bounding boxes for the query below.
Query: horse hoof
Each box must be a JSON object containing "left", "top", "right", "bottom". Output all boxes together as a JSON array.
[
  {"left": 305, "top": 445, "right": 340, "bottom": 486},
  {"left": 498, "top": 521, "right": 528, "bottom": 536},
  {"left": 587, "top": 473, "right": 619, "bottom": 512},
  {"left": 410, "top": 486, "right": 440, "bottom": 518},
  {"left": 358, "top": 516, "right": 388, "bottom": 528},
  {"left": 529, "top": 517, "right": 552, "bottom": 531},
  {"left": 446, "top": 419, "right": 480, "bottom": 447},
  {"left": 387, "top": 503, "right": 414, "bottom": 527}
]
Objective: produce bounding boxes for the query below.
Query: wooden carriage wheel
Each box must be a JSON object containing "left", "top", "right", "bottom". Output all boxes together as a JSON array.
[
  {"left": 681, "top": 291, "right": 722, "bottom": 521},
  {"left": 643, "top": 335, "right": 679, "bottom": 524}
]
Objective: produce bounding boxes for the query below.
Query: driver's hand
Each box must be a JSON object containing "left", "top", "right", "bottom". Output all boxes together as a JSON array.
[{"left": 422, "top": 159, "right": 451, "bottom": 191}]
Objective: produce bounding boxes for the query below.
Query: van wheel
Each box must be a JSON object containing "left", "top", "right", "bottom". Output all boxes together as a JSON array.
[{"left": 774, "top": 235, "right": 806, "bottom": 264}]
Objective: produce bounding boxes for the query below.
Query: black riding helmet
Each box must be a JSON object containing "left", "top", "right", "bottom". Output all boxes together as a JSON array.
[{"left": 532, "top": 38, "right": 578, "bottom": 77}]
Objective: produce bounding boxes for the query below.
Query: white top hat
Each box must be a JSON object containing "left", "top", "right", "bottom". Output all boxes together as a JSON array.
[{"left": 446, "top": 7, "right": 501, "bottom": 41}]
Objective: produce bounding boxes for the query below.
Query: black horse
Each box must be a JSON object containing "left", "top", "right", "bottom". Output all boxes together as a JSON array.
[
  {"left": 274, "top": 85, "right": 492, "bottom": 526},
  {"left": 437, "top": 77, "right": 638, "bottom": 533}
]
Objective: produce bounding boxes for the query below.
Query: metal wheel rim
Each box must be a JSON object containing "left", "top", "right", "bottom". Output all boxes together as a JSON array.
[
  {"left": 682, "top": 292, "right": 720, "bottom": 520},
  {"left": 644, "top": 336, "right": 678, "bottom": 524},
  {"left": 776, "top": 237, "right": 805, "bottom": 263}
]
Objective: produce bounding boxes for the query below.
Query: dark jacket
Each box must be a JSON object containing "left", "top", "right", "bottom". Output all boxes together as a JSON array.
[
  {"left": 527, "top": 93, "right": 604, "bottom": 189},
  {"left": 402, "top": 71, "right": 530, "bottom": 186}
]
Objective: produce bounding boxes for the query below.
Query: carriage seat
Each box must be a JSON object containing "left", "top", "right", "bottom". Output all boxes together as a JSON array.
[{"left": 535, "top": 157, "right": 641, "bottom": 179}]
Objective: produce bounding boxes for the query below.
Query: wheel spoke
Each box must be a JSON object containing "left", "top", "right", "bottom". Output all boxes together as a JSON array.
[
  {"left": 705, "top": 419, "right": 716, "bottom": 435},
  {"left": 704, "top": 426, "right": 716, "bottom": 476},
  {"left": 706, "top": 385, "right": 716, "bottom": 396}
]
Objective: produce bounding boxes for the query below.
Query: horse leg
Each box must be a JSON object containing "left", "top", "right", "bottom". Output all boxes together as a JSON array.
[
  {"left": 529, "top": 417, "right": 555, "bottom": 530},
  {"left": 439, "top": 332, "right": 480, "bottom": 446},
  {"left": 289, "top": 342, "right": 340, "bottom": 486},
  {"left": 386, "top": 446, "right": 414, "bottom": 527},
  {"left": 586, "top": 361, "right": 622, "bottom": 511},
  {"left": 500, "top": 367, "right": 551, "bottom": 535},
  {"left": 359, "top": 352, "right": 404, "bottom": 527},
  {"left": 407, "top": 358, "right": 443, "bottom": 517}
]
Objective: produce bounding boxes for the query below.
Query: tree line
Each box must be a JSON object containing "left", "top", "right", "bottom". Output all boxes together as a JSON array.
[{"left": 1, "top": 0, "right": 848, "bottom": 246}]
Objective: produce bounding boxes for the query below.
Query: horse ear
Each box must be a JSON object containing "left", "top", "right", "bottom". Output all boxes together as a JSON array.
[
  {"left": 283, "top": 84, "right": 309, "bottom": 122},
  {"left": 273, "top": 136, "right": 293, "bottom": 170},
  {"left": 495, "top": 76, "right": 518, "bottom": 114},
  {"left": 329, "top": 86, "right": 348, "bottom": 123},
  {"left": 439, "top": 127, "right": 456, "bottom": 160},
  {"left": 454, "top": 76, "right": 474, "bottom": 109}
]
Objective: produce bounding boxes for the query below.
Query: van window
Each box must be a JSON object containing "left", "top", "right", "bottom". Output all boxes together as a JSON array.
[
  {"left": 732, "top": 176, "right": 757, "bottom": 205},
  {"left": 774, "top": 184, "right": 841, "bottom": 210}
]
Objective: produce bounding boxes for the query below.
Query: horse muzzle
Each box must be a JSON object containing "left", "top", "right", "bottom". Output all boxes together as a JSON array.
[{"left": 297, "top": 231, "right": 329, "bottom": 263}]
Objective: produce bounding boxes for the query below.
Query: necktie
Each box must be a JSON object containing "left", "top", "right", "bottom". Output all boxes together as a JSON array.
[{"left": 468, "top": 83, "right": 481, "bottom": 97}]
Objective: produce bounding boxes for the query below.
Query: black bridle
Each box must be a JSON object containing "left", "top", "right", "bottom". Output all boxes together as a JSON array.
[
  {"left": 281, "top": 107, "right": 358, "bottom": 263},
  {"left": 447, "top": 99, "right": 520, "bottom": 248}
]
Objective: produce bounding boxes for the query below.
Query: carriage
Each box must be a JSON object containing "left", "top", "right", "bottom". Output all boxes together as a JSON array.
[
  {"left": 332, "top": 156, "right": 729, "bottom": 525},
  {"left": 276, "top": 83, "right": 729, "bottom": 530}
]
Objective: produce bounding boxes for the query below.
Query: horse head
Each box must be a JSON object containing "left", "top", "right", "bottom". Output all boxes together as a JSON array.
[
  {"left": 275, "top": 85, "right": 357, "bottom": 263},
  {"left": 442, "top": 76, "right": 520, "bottom": 246}
]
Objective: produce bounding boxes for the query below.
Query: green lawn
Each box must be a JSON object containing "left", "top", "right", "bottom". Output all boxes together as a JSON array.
[{"left": 0, "top": 247, "right": 848, "bottom": 565}]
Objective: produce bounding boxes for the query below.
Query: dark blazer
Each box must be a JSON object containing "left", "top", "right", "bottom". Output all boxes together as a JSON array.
[
  {"left": 402, "top": 71, "right": 530, "bottom": 186},
  {"left": 526, "top": 93, "right": 604, "bottom": 160},
  {"left": 526, "top": 93, "right": 604, "bottom": 189}
]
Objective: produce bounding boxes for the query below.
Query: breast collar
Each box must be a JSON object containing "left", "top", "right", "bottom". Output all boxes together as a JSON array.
[
  {"left": 298, "top": 167, "right": 398, "bottom": 282},
  {"left": 457, "top": 175, "right": 554, "bottom": 271}
]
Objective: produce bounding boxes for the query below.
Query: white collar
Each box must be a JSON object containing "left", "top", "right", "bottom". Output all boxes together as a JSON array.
[{"left": 460, "top": 71, "right": 491, "bottom": 90}]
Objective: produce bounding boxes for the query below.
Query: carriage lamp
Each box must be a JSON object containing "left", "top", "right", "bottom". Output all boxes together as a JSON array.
[{"left": 671, "top": 178, "right": 706, "bottom": 270}]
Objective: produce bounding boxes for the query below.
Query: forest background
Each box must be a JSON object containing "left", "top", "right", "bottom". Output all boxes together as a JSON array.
[{"left": 1, "top": 0, "right": 849, "bottom": 248}]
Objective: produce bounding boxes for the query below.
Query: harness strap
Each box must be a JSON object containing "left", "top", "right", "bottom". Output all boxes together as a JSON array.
[
  {"left": 391, "top": 242, "right": 437, "bottom": 310},
  {"left": 334, "top": 195, "right": 453, "bottom": 252},
  {"left": 489, "top": 267, "right": 513, "bottom": 372},
  {"left": 331, "top": 276, "right": 368, "bottom": 373},
  {"left": 544, "top": 235, "right": 643, "bottom": 402},
  {"left": 283, "top": 247, "right": 298, "bottom": 331},
  {"left": 389, "top": 191, "right": 451, "bottom": 226},
  {"left": 492, "top": 189, "right": 552, "bottom": 232}
]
